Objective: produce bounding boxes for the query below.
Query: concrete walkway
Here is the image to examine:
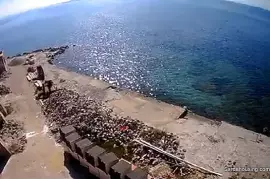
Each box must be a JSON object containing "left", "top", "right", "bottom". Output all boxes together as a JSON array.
[{"left": 1, "top": 66, "right": 71, "bottom": 179}]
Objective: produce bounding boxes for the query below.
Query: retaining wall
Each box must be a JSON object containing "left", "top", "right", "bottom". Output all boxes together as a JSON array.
[{"left": 60, "top": 125, "right": 148, "bottom": 179}]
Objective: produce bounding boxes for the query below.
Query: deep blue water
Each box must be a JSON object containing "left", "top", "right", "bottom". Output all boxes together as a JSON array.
[{"left": 1, "top": 0, "right": 270, "bottom": 133}]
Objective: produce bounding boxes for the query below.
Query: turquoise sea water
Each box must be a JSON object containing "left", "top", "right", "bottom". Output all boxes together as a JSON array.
[{"left": 0, "top": 0, "right": 270, "bottom": 133}]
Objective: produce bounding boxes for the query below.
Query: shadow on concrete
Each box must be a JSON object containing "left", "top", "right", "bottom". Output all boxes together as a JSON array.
[
  {"left": 0, "top": 156, "right": 9, "bottom": 174},
  {"left": 64, "top": 152, "right": 98, "bottom": 179}
]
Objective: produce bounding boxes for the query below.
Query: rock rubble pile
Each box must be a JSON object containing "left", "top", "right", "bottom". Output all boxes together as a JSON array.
[
  {"left": 42, "top": 88, "right": 190, "bottom": 177},
  {"left": 0, "top": 119, "right": 26, "bottom": 154}
]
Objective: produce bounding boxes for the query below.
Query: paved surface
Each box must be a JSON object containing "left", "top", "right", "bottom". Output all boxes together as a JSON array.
[{"left": 0, "top": 66, "right": 71, "bottom": 179}]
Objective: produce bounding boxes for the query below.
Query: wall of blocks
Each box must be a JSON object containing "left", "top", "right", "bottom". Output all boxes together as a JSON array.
[{"left": 60, "top": 125, "right": 148, "bottom": 179}]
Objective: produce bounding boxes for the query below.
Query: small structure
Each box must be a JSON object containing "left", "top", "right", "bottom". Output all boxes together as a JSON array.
[
  {"left": 33, "top": 65, "right": 45, "bottom": 81},
  {"left": 110, "top": 160, "right": 131, "bottom": 179},
  {"left": 86, "top": 145, "right": 106, "bottom": 167},
  {"left": 98, "top": 152, "right": 119, "bottom": 174},
  {"left": 0, "top": 51, "right": 7, "bottom": 75},
  {"left": 75, "top": 138, "right": 94, "bottom": 158},
  {"left": 60, "top": 125, "right": 76, "bottom": 142},
  {"left": 65, "top": 132, "right": 81, "bottom": 151},
  {"left": 125, "top": 168, "right": 148, "bottom": 179}
]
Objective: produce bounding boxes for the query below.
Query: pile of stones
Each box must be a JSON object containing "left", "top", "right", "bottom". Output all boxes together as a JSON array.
[
  {"left": 0, "top": 119, "right": 26, "bottom": 154},
  {"left": 42, "top": 88, "right": 190, "bottom": 177}
]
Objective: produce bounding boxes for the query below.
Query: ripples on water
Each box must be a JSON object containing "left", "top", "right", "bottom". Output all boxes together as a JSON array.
[{"left": 1, "top": 0, "right": 270, "bottom": 133}]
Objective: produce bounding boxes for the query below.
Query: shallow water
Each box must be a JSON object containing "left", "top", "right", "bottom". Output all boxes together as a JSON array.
[{"left": 1, "top": 0, "right": 270, "bottom": 133}]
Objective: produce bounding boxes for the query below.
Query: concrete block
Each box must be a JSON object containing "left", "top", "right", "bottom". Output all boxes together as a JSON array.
[
  {"left": 69, "top": 151, "right": 79, "bottom": 160},
  {"left": 110, "top": 160, "right": 131, "bottom": 179},
  {"left": 89, "top": 164, "right": 99, "bottom": 178},
  {"left": 86, "top": 145, "right": 105, "bottom": 167},
  {"left": 99, "top": 169, "right": 111, "bottom": 179},
  {"left": 125, "top": 168, "right": 148, "bottom": 179},
  {"left": 79, "top": 156, "right": 89, "bottom": 168},
  {"left": 75, "top": 138, "right": 94, "bottom": 158},
  {"left": 98, "top": 152, "right": 119, "bottom": 174},
  {"left": 65, "top": 132, "right": 81, "bottom": 151},
  {"left": 59, "top": 125, "right": 76, "bottom": 141}
]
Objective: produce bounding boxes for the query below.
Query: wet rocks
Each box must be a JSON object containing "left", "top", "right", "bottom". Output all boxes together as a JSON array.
[
  {"left": 10, "top": 45, "right": 69, "bottom": 59},
  {"left": 45, "top": 45, "right": 69, "bottom": 60}
]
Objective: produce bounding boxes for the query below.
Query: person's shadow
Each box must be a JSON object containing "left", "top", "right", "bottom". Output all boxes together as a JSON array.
[
  {"left": 64, "top": 152, "right": 98, "bottom": 179},
  {"left": 0, "top": 156, "right": 9, "bottom": 174}
]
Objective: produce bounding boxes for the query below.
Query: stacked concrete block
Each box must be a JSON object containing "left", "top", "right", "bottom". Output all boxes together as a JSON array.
[
  {"left": 65, "top": 132, "right": 81, "bottom": 159},
  {"left": 98, "top": 152, "right": 119, "bottom": 179},
  {"left": 98, "top": 152, "right": 119, "bottom": 174},
  {"left": 59, "top": 125, "right": 76, "bottom": 142},
  {"left": 125, "top": 168, "right": 148, "bottom": 179},
  {"left": 75, "top": 138, "right": 94, "bottom": 167},
  {"left": 86, "top": 145, "right": 106, "bottom": 177},
  {"left": 59, "top": 126, "right": 149, "bottom": 179},
  {"left": 110, "top": 160, "right": 131, "bottom": 179}
]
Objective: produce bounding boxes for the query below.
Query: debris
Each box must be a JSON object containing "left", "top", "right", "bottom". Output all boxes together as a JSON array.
[
  {"left": 26, "top": 131, "right": 38, "bottom": 139},
  {"left": 0, "top": 84, "right": 11, "bottom": 95},
  {"left": 134, "top": 139, "right": 222, "bottom": 177}
]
